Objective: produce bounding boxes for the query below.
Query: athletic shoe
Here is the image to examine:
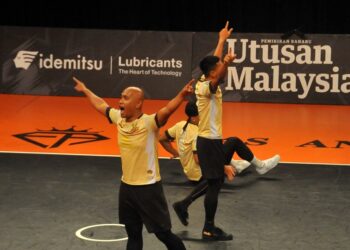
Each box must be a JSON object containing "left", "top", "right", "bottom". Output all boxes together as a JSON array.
[
  {"left": 202, "top": 226, "right": 233, "bottom": 241},
  {"left": 230, "top": 159, "right": 251, "bottom": 174},
  {"left": 255, "top": 154, "right": 280, "bottom": 175},
  {"left": 173, "top": 202, "right": 188, "bottom": 226}
]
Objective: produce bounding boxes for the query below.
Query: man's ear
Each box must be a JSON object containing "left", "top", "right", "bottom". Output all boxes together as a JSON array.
[
  {"left": 136, "top": 100, "right": 143, "bottom": 109},
  {"left": 208, "top": 70, "right": 216, "bottom": 79}
]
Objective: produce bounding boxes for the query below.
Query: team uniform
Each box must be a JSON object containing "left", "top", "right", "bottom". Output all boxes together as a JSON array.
[
  {"left": 195, "top": 77, "right": 225, "bottom": 179},
  {"left": 165, "top": 121, "right": 202, "bottom": 182},
  {"left": 106, "top": 107, "right": 171, "bottom": 233},
  {"left": 194, "top": 68, "right": 234, "bottom": 240},
  {"left": 166, "top": 103, "right": 255, "bottom": 229}
]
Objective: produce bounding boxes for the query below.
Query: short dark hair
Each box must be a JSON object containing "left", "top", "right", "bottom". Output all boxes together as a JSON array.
[
  {"left": 199, "top": 55, "right": 220, "bottom": 76},
  {"left": 185, "top": 101, "right": 198, "bottom": 117}
]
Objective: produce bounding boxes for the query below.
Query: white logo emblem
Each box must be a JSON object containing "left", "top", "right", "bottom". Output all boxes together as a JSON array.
[{"left": 13, "top": 50, "right": 39, "bottom": 70}]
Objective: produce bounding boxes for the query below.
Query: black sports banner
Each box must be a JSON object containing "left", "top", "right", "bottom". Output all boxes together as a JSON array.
[
  {"left": 1, "top": 26, "right": 349, "bottom": 104},
  {"left": 0, "top": 26, "right": 192, "bottom": 99}
]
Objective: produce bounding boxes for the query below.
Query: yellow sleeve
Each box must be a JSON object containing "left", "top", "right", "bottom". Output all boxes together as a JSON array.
[
  {"left": 195, "top": 80, "right": 211, "bottom": 97},
  {"left": 166, "top": 123, "right": 178, "bottom": 140},
  {"left": 146, "top": 113, "right": 159, "bottom": 131},
  {"left": 192, "top": 136, "right": 197, "bottom": 152},
  {"left": 108, "top": 108, "right": 121, "bottom": 124}
]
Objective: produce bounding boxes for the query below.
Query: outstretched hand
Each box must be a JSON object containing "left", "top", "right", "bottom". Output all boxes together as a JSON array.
[
  {"left": 180, "top": 79, "right": 195, "bottom": 97},
  {"left": 219, "top": 21, "right": 233, "bottom": 41},
  {"left": 72, "top": 77, "right": 87, "bottom": 92}
]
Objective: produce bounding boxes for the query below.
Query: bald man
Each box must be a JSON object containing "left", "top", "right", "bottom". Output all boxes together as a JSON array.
[{"left": 73, "top": 77, "right": 194, "bottom": 250}]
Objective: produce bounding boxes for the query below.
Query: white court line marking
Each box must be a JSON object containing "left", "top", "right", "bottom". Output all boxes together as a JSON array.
[
  {"left": 75, "top": 223, "right": 128, "bottom": 242},
  {"left": 1, "top": 150, "right": 349, "bottom": 166}
]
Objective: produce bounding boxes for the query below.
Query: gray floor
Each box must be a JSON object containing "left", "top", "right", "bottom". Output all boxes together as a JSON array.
[{"left": 0, "top": 153, "right": 349, "bottom": 250}]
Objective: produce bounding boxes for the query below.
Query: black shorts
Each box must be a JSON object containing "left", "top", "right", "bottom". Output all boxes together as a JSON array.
[
  {"left": 119, "top": 181, "right": 171, "bottom": 233},
  {"left": 196, "top": 136, "right": 225, "bottom": 179}
]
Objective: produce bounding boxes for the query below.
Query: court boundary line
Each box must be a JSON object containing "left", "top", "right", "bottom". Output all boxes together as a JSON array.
[
  {"left": 1, "top": 150, "right": 349, "bottom": 166},
  {"left": 75, "top": 223, "right": 128, "bottom": 242}
]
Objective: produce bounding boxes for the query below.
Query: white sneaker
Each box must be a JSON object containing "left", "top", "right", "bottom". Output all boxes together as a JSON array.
[
  {"left": 230, "top": 159, "right": 251, "bottom": 174},
  {"left": 255, "top": 155, "right": 280, "bottom": 175}
]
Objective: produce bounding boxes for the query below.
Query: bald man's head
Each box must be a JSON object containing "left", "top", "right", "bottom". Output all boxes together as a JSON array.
[
  {"left": 119, "top": 86, "right": 145, "bottom": 121},
  {"left": 124, "top": 86, "right": 144, "bottom": 102}
]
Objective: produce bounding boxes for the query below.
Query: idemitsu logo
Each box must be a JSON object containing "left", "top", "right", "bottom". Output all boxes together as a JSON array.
[
  {"left": 13, "top": 50, "right": 39, "bottom": 70},
  {"left": 13, "top": 51, "right": 103, "bottom": 71}
]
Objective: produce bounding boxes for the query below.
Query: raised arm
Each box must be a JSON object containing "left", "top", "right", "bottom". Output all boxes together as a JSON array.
[
  {"left": 210, "top": 48, "right": 236, "bottom": 89},
  {"left": 208, "top": 22, "right": 236, "bottom": 89},
  {"left": 213, "top": 21, "right": 233, "bottom": 58},
  {"left": 156, "top": 79, "right": 195, "bottom": 126},
  {"left": 216, "top": 47, "right": 236, "bottom": 80},
  {"left": 73, "top": 77, "right": 109, "bottom": 115}
]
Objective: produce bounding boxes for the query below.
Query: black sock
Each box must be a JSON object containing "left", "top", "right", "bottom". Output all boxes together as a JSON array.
[{"left": 204, "top": 220, "right": 215, "bottom": 231}]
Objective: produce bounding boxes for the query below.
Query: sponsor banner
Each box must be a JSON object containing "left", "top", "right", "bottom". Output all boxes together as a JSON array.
[
  {"left": 1, "top": 26, "right": 349, "bottom": 104},
  {"left": 193, "top": 33, "right": 350, "bottom": 104},
  {"left": 0, "top": 26, "right": 192, "bottom": 99}
]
